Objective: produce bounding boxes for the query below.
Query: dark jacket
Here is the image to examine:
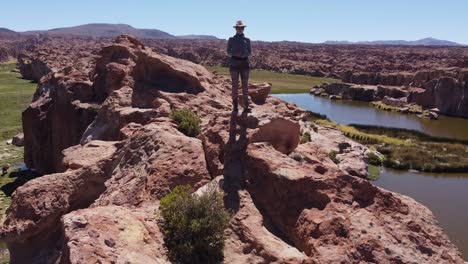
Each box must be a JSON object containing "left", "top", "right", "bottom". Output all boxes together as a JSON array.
[{"left": 227, "top": 33, "right": 251, "bottom": 58}]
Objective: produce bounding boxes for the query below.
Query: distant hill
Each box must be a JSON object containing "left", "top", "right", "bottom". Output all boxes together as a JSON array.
[
  {"left": 0, "top": 28, "right": 20, "bottom": 38},
  {"left": 324, "top": 37, "right": 465, "bottom": 46},
  {"left": 176, "top": 35, "right": 219, "bottom": 40},
  {"left": 23, "top": 23, "right": 176, "bottom": 39}
]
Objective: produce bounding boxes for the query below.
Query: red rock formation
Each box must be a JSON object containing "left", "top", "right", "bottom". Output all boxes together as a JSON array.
[
  {"left": 22, "top": 67, "right": 99, "bottom": 174},
  {"left": 248, "top": 82, "right": 271, "bottom": 104},
  {"left": 409, "top": 75, "right": 468, "bottom": 118},
  {"left": 1, "top": 35, "right": 464, "bottom": 263}
]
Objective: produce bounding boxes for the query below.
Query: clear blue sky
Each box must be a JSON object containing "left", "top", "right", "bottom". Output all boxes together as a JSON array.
[{"left": 2, "top": 0, "right": 467, "bottom": 44}]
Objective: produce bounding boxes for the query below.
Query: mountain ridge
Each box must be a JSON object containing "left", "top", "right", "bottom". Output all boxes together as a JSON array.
[
  {"left": 1, "top": 24, "right": 465, "bottom": 46},
  {"left": 4, "top": 23, "right": 219, "bottom": 40},
  {"left": 323, "top": 37, "right": 465, "bottom": 46}
]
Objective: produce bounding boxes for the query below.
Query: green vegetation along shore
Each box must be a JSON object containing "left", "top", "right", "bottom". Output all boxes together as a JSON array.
[
  {"left": 0, "top": 60, "right": 36, "bottom": 165},
  {"left": 307, "top": 112, "right": 468, "bottom": 174},
  {"left": 206, "top": 66, "right": 338, "bottom": 94}
]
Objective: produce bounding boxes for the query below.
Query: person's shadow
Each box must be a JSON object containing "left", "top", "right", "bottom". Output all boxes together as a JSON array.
[{"left": 222, "top": 110, "right": 249, "bottom": 212}]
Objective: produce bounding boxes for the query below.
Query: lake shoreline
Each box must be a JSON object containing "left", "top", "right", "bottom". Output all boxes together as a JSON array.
[{"left": 275, "top": 92, "right": 468, "bottom": 258}]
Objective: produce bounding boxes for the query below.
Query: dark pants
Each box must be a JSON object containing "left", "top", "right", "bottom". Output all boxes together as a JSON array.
[{"left": 230, "top": 68, "right": 250, "bottom": 109}]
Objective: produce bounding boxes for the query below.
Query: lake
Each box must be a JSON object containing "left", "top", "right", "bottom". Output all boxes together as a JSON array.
[
  {"left": 275, "top": 93, "right": 468, "bottom": 140},
  {"left": 274, "top": 93, "right": 468, "bottom": 258}
]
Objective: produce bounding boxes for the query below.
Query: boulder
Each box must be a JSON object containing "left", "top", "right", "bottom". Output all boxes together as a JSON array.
[
  {"left": 382, "top": 96, "right": 408, "bottom": 108},
  {"left": 322, "top": 83, "right": 377, "bottom": 102},
  {"left": 11, "top": 133, "right": 24, "bottom": 147},
  {"left": 60, "top": 205, "right": 169, "bottom": 264},
  {"left": 1, "top": 164, "right": 113, "bottom": 263},
  {"left": 249, "top": 116, "right": 300, "bottom": 155},
  {"left": 376, "top": 85, "right": 409, "bottom": 99},
  {"left": 60, "top": 140, "right": 119, "bottom": 171},
  {"left": 248, "top": 82, "right": 271, "bottom": 104},
  {"left": 93, "top": 122, "right": 211, "bottom": 206}
]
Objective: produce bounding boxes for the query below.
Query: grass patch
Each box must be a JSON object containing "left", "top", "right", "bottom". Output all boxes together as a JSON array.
[
  {"left": 206, "top": 66, "right": 338, "bottom": 94},
  {"left": 158, "top": 185, "right": 230, "bottom": 264},
  {"left": 0, "top": 61, "right": 36, "bottom": 143},
  {"left": 349, "top": 125, "right": 468, "bottom": 173},
  {"left": 304, "top": 109, "right": 468, "bottom": 173},
  {"left": 170, "top": 109, "right": 202, "bottom": 137},
  {"left": 315, "top": 119, "right": 409, "bottom": 146},
  {"left": 0, "top": 61, "right": 35, "bottom": 243},
  {"left": 371, "top": 101, "right": 423, "bottom": 114}
]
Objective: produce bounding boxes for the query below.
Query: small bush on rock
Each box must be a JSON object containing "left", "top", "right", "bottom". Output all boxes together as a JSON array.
[
  {"left": 300, "top": 132, "right": 312, "bottom": 144},
  {"left": 159, "top": 185, "right": 230, "bottom": 264},
  {"left": 329, "top": 150, "right": 339, "bottom": 164},
  {"left": 170, "top": 109, "right": 202, "bottom": 137},
  {"left": 367, "top": 152, "right": 383, "bottom": 166}
]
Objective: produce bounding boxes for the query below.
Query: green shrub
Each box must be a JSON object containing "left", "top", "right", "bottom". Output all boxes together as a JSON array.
[
  {"left": 170, "top": 109, "right": 202, "bottom": 137},
  {"left": 159, "top": 185, "right": 230, "bottom": 264},
  {"left": 367, "top": 152, "right": 383, "bottom": 166},
  {"left": 329, "top": 150, "right": 339, "bottom": 164},
  {"left": 300, "top": 132, "right": 312, "bottom": 144},
  {"left": 367, "top": 165, "right": 381, "bottom": 181}
]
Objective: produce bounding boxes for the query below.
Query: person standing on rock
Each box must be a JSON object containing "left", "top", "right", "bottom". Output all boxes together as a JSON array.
[{"left": 227, "top": 20, "right": 251, "bottom": 113}]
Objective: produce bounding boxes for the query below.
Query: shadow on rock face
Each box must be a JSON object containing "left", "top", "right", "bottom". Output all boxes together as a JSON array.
[{"left": 222, "top": 110, "right": 249, "bottom": 212}]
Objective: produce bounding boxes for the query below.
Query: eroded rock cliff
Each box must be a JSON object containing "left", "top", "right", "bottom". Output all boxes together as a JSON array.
[{"left": 1, "top": 35, "right": 464, "bottom": 264}]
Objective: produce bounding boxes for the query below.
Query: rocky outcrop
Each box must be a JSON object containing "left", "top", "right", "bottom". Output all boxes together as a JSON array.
[
  {"left": 61, "top": 205, "right": 169, "bottom": 263},
  {"left": 22, "top": 67, "right": 99, "bottom": 174},
  {"left": 409, "top": 75, "right": 468, "bottom": 118},
  {"left": 145, "top": 38, "right": 468, "bottom": 79},
  {"left": 342, "top": 71, "right": 415, "bottom": 86},
  {"left": 17, "top": 53, "right": 52, "bottom": 82},
  {"left": 245, "top": 143, "right": 463, "bottom": 263},
  {"left": 15, "top": 36, "right": 106, "bottom": 82},
  {"left": 336, "top": 68, "right": 468, "bottom": 118},
  {"left": 382, "top": 96, "right": 408, "bottom": 107},
  {"left": 1, "top": 35, "right": 464, "bottom": 263},
  {"left": 311, "top": 82, "right": 378, "bottom": 102},
  {"left": 314, "top": 68, "right": 468, "bottom": 118}
]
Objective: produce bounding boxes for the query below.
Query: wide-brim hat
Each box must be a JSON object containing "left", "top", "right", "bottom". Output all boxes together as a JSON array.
[{"left": 233, "top": 20, "right": 247, "bottom": 28}]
